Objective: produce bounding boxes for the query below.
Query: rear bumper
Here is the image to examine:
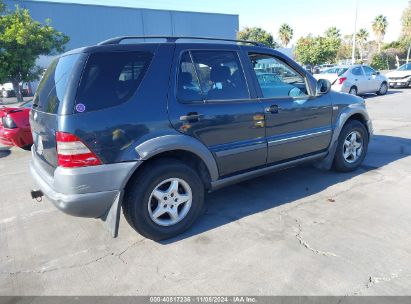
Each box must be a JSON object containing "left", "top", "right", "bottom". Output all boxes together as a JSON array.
[
  {"left": 30, "top": 148, "right": 141, "bottom": 218},
  {"left": 0, "top": 127, "right": 32, "bottom": 147}
]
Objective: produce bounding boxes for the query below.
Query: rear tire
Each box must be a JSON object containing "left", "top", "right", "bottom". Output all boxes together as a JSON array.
[
  {"left": 349, "top": 86, "right": 357, "bottom": 96},
  {"left": 376, "top": 82, "right": 388, "bottom": 95},
  {"left": 123, "top": 158, "right": 205, "bottom": 241},
  {"left": 333, "top": 120, "right": 368, "bottom": 172}
]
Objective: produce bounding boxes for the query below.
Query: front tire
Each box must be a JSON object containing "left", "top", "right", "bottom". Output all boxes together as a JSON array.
[
  {"left": 333, "top": 120, "right": 368, "bottom": 172},
  {"left": 2, "top": 90, "right": 9, "bottom": 98},
  {"left": 123, "top": 159, "right": 205, "bottom": 241}
]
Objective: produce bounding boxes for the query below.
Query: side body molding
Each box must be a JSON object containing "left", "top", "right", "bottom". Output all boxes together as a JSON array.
[
  {"left": 315, "top": 102, "right": 373, "bottom": 170},
  {"left": 134, "top": 134, "right": 220, "bottom": 182}
]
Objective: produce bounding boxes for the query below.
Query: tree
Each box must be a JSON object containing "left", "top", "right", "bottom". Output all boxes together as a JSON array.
[
  {"left": 372, "top": 15, "right": 388, "bottom": 53},
  {"left": 0, "top": 0, "right": 5, "bottom": 13},
  {"left": 278, "top": 23, "right": 293, "bottom": 48},
  {"left": 401, "top": 2, "right": 411, "bottom": 62},
  {"left": 0, "top": 6, "right": 69, "bottom": 102},
  {"left": 295, "top": 32, "right": 341, "bottom": 66},
  {"left": 356, "top": 28, "right": 369, "bottom": 62},
  {"left": 325, "top": 27, "right": 341, "bottom": 40},
  {"left": 237, "top": 27, "right": 278, "bottom": 48}
]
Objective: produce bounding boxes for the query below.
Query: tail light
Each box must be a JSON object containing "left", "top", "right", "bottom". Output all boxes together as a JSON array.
[
  {"left": 337, "top": 77, "right": 347, "bottom": 85},
  {"left": 2, "top": 116, "right": 17, "bottom": 129},
  {"left": 56, "top": 131, "right": 101, "bottom": 168}
]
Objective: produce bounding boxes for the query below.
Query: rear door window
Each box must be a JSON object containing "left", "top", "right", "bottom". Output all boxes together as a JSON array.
[
  {"left": 75, "top": 51, "right": 153, "bottom": 112},
  {"left": 177, "top": 50, "right": 250, "bottom": 102},
  {"left": 351, "top": 67, "right": 364, "bottom": 76}
]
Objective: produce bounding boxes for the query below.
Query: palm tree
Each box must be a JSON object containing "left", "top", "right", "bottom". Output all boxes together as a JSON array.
[
  {"left": 372, "top": 15, "right": 388, "bottom": 53},
  {"left": 356, "top": 28, "right": 369, "bottom": 62},
  {"left": 278, "top": 23, "right": 293, "bottom": 48}
]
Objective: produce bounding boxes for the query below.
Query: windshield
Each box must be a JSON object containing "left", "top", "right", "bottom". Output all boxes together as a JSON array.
[
  {"left": 398, "top": 63, "right": 411, "bottom": 71},
  {"left": 21, "top": 100, "right": 33, "bottom": 108},
  {"left": 321, "top": 67, "right": 348, "bottom": 76}
]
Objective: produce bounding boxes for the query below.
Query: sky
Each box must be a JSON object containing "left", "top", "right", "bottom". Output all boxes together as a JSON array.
[{"left": 34, "top": 0, "right": 409, "bottom": 44}]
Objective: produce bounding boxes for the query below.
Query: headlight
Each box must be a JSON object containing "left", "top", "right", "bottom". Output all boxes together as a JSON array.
[{"left": 2, "top": 116, "right": 17, "bottom": 129}]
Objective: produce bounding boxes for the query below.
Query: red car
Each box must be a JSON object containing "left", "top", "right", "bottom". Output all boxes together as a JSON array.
[{"left": 0, "top": 101, "right": 33, "bottom": 148}]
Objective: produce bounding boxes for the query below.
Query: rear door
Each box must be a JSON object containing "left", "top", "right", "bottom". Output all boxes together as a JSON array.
[
  {"left": 350, "top": 66, "right": 368, "bottom": 93},
  {"left": 168, "top": 45, "right": 267, "bottom": 177},
  {"left": 244, "top": 49, "right": 333, "bottom": 164}
]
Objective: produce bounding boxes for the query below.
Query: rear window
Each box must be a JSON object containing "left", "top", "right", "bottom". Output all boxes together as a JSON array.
[
  {"left": 33, "top": 54, "right": 82, "bottom": 114},
  {"left": 75, "top": 51, "right": 153, "bottom": 112}
]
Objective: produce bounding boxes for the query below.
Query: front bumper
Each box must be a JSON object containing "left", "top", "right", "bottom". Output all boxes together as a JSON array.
[
  {"left": 30, "top": 148, "right": 141, "bottom": 218},
  {"left": 388, "top": 80, "right": 410, "bottom": 88}
]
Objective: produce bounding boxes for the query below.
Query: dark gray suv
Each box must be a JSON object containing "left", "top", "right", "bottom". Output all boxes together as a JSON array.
[{"left": 30, "top": 37, "right": 372, "bottom": 240}]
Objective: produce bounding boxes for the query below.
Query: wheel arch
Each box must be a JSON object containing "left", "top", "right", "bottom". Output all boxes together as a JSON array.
[
  {"left": 315, "top": 103, "right": 372, "bottom": 170},
  {"left": 122, "top": 135, "right": 219, "bottom": 191}
]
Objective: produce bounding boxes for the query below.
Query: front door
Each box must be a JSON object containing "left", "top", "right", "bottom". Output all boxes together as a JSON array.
[
  {"left": 244, "top": 51, "right": 333, "bottom": 164},
  {"left": 168, "top": 46, "right": 267, "bottom": 177},
  {"left": 362, "top": 66, "right": 380, "bottom": 92}
]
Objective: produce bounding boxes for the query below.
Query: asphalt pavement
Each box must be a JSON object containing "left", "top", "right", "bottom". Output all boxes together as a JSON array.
[{"left": 1, "top": 88, "right": 411, "bottom": 295}]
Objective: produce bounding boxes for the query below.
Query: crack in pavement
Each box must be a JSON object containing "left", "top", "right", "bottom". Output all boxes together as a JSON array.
[
  {"left": 294, "top": 219, "right": 338, "bottom": 257},
  {"left": 1, "top": 239, "right": 146, "bottom": 275},
  {"left": 350, "top": 271, "right": 411, "bottom": 296}
]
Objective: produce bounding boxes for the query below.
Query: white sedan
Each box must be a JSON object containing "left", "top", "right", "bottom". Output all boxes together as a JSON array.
[
  {"left": 314, "top": 65, "right": 389, "bottom": 96},
  {"left": 386, "top": 63, "right": 411, "bottom": 88}
]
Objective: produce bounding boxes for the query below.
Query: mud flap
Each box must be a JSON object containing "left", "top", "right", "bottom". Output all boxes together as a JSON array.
[
  {"left": 314, "top": 140, "right": 338, "bottom": 170},
  {"left": 101, "top": 191, "right": 123, "bottom": 238}
]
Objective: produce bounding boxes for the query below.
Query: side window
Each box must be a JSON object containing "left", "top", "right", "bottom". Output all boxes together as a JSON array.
[
  {"left": 76, "top": 51, "right": 153, "bottom": 112},
  {"left": 190, "top": 50, "right": 249, "bottom": 101},
  {"left": 351, "top": 67, "right": 364, "bottom": 76},
  {"left": 363, "top": 66, "right": 375, "bottom": 76},
  {"left": 177, "top": 52, "right": 203, "bottom": 102},
  {"left": 248, "top": 53, "right": 308, "bottom": 98}
]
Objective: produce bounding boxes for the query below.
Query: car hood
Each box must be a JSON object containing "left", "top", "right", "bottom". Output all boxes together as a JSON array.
[{"left": 386, "top": 70, "right": 411, "bottom": 78}]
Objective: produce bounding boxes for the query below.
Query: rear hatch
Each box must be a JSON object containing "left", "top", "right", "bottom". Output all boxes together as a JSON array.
[{"left": 30, "top": 53, "right": 87, "bottom": 172}]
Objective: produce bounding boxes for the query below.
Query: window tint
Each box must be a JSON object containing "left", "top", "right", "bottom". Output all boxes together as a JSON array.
[
  {"left": 351, "top": 67, "right": 364, "bottom": 76},
  {"left": 33, "top": 54, "right": 82, "bottom": 113},
  {"left": 189, "top": 50, "right": 249, "bottom": 101},
  {"left": 76, "top": 51, "right": 153, "bottom": 112},
  {"left": 363, "top": 66, "right": 375, "bottom": 76},
  {"left": 398, "top": 63, "right": 411, "bottom": 71},
  {"left": 248, "top": 53, "right": 308, "bottom": 98},
  {"left": 177, "top": 52, "right": 203, "bottom": 102}
]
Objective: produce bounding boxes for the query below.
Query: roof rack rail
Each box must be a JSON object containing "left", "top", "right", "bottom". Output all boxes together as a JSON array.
[{"left": 97, "top": 36, "right": 265, "bottom": 47}]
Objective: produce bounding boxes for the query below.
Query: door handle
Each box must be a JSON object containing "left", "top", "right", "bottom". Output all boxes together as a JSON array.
[
  {"left": 355, "top": 79, "right": 358, "bottom": 81},
  {"left": 180, "top": 112, "right": 203, "bottom": 123},
  {"left": 265, "top": 105, "right": 279, "bottom": 114}
]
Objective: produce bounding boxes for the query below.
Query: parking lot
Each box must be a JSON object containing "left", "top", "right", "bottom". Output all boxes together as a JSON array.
[{"left": 1, "top": 88, "right": 411, "bottom": 296}]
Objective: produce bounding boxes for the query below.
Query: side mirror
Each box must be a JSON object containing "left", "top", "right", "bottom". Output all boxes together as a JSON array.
[
  {"left": 376, "top": 71, "right": 380, "bottom": 75},
  {"left": 316, "top": 79, "right": 331, "bottom": 96}
]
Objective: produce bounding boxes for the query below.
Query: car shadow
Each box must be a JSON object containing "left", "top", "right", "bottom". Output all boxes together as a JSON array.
[
  {"left": 0, "top": 148, "right": 11, "bottom": 158},
  {"left": 160, "top": 134, "right": 411, "bottom": 244},
  {"left": 362, "top": 90, "right": 401, "bottom": 99}
]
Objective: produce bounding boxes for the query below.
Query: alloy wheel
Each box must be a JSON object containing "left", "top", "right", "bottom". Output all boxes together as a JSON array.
[
  {"left": 343, "top": 131, "right": 363, "bottom": 163},
  {"left": 148, "top": 178, "right": 193, "bottom": 226}
]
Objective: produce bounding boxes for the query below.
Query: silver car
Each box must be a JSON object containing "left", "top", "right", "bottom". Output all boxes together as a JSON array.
[{"left": 314, "top": 65, "right": 389, "bottom": 96}]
